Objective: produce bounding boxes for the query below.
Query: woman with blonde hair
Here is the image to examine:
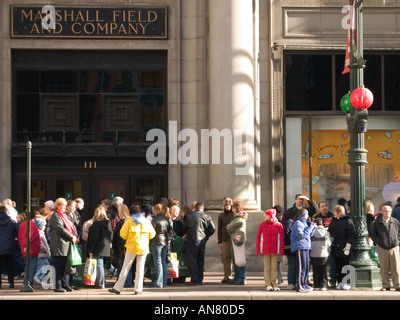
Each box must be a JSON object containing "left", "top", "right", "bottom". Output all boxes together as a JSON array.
[
  {"left": 2, "top": 199, "right": 18, "bottom": 222},
  {"left": 365, "top": 199, "right": 375, "bottom": 237},
  {"left": 49, "top": 197, "right": 77, "bottom": 292},
  {"left": 87, "top": 205, "right": 112, "bottom": 289}
]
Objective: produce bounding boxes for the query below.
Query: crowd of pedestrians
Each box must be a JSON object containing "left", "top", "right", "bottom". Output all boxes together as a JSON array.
[{"left": 1, "top": 194, "right": 400, "bottom": 294}]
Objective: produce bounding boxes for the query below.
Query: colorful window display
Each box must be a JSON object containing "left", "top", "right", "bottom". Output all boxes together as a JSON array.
[{"left": 286, "top": 117, "right": 400, "bottom": 212}]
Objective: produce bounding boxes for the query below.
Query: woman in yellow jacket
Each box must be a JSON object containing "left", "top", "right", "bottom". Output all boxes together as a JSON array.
[{"left": 108, "top": 209, "right": 156, "bottom": 295}]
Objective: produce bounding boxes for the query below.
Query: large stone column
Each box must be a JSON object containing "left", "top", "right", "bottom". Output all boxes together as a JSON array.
[
  {"left": 207, "top": 0, "right": 257, "bottom": 210},
  {"left": 0, "top": 2, "right": 12, "bottom": 201}
]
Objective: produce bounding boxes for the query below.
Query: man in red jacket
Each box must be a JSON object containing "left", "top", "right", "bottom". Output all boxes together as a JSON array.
[{"left": 18, "top": 210, "right": 41, "bottom": 288}]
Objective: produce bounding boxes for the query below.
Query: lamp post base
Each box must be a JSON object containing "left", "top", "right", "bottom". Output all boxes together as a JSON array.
[
  {"left": 350, "top": 242, "right": 382, "bottom": 289},
  {"left": 352, "top": 265, "right": 382, "bottom": 289}
]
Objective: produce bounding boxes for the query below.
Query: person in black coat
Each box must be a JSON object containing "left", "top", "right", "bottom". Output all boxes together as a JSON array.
[
  {"left": 87, "top": 205, "right": 113, "bottom": 289},
  {"left": 328, "top": 204, "right": 355, "bottom": 290},
  {"left": 0, "top": 206, "right": 19, "bottom": 288}
]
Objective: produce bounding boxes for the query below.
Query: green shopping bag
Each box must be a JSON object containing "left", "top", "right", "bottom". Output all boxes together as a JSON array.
[
  {"left": 69, "top": 243, "right": 83, "bottom": 266},
  {"left": 369, "top": 246, "right": 380, "bottom": 266}
]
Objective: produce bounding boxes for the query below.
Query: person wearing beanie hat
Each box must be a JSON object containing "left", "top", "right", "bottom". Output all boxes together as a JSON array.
[
  {"left": 34, "top": 217, "right": 47, "bottom": 229},
  {"left": 34, "top": 216, "right": 51, "bottom": 285},
  {"left": 256, "top": 208, "right": 285, "bottom": 291},
  {"left": 218, "top": 197, "right": 235, "bottom": 283},
  {"left": 290, "top": 208, "right": 316, "bottom": 292},
  {"left": 265, "top": 208, "right": 278, "bottom": 222}
]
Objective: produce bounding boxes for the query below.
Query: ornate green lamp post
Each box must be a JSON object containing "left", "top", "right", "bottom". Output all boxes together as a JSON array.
[{"left": 341, "top": 0, "right": 381, "bottom": 289}]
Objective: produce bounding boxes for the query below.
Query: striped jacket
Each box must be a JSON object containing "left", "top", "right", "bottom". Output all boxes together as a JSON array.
[{"left": 256, "top": 220, "right": 284, "bottom": 256}]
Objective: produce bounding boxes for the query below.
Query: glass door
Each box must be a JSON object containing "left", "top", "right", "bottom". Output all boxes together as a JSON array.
[{"left": 94, "top": 174, "right": 129, "bottom": 207}]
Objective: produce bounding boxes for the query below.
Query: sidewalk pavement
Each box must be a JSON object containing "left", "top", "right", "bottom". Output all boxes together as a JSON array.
[{"left": 1, "top": 272, "right": 400, "bottom": 300}]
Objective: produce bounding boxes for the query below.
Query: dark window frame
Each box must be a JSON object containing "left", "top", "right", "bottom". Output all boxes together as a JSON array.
[{"left": 284, "top": 51, "right": 400, "bottom": 116}]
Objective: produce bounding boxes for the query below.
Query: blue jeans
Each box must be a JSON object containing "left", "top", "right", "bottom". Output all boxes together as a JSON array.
[
  {"left": 23, "top": 256, "right": 38, "bottom": 287},
  {"left": 232, "top": 244, "right": 246, "bottom": 282},
  {"left": 152, "top": 245, "right": 167, "bottom": 287},
  {"left": 35, "top": 257, "right": 50, "bottom": 281},
  {"left": 329, "top": 255, "right": 337, "bottom": 283},
  {"left": 94, "top": 256, "right": 105, "bottom": 288}
]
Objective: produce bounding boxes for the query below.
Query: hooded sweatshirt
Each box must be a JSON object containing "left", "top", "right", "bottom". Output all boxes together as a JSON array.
[{"left": 120, "top": 214, "right": 156, "bottom": 255}]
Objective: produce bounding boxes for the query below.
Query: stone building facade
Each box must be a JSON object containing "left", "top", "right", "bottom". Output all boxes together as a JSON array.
[{"left": 1, "top": 0, "right": 400, "bottom": 271}]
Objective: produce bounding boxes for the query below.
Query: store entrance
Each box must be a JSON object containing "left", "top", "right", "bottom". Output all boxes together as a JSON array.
[{"left": 13, "top": 166, "right": 167, "bottom": 218}]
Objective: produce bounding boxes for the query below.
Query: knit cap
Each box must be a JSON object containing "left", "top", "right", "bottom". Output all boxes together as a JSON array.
[
  {"left": 265, "top": 208, "right": 277, "bottom": 220},
  {"left": 34, "top": 217, "right": 46, "bottom": 228},
  {"left": 223, "top": 197, "right": 233, "bottom": 205}
]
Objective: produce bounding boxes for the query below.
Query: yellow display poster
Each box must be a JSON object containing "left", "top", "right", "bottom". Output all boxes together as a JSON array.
[{"left": 302, "top": 130, "right": 400, "bottom": 206}]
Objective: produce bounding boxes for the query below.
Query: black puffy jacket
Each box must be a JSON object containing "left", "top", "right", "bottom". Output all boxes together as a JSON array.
[{"left": 328, "top": 215, "right": 355, "bottom": 258}]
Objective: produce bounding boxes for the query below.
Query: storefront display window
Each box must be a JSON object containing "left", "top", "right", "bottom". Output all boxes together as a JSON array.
[{"left": 286, "top": 116, "right": 400, "bottom": 212}]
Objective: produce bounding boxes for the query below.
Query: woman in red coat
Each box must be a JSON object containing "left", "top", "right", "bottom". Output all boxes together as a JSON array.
[{"left": 256, "top": 208, "right": 284, "bottom": 291}]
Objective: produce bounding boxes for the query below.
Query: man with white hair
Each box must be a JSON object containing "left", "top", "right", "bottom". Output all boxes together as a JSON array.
[
  {"left": 370, "top": 205, "right": 400, "bottom": 291},
  {"left": 106, "top": 196, "right": 124, "bottom": 225},
  {"left": 44, "top": 200, "right": 54, "bottom": 211}
]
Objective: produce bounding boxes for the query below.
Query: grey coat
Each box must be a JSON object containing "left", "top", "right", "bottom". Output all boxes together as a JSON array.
[{"left": 49, "top": 211, "right": 77, "bottom": 256}]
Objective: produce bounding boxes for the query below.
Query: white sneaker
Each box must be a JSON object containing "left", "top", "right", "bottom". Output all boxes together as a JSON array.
[
  {"left": 265, "top": 286, "right": 273, "bottom": 291},
  {"left": 34, "top": 276, "right": 42, "bottom": 284},
  {"left": 273, "top": 287, "right": 280, "bottom": 292},
  {"left": 342, "top": 284, "right": 351, "bottom": 290},
  {"left": 320, "top": 287, "right": 327, "bottom": 291},
  {"left": 287, "top": 284, "right": 296, "bottom": 290},
  {"left": 336, "top": 283, "right": 343, "bottom": 290}
]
